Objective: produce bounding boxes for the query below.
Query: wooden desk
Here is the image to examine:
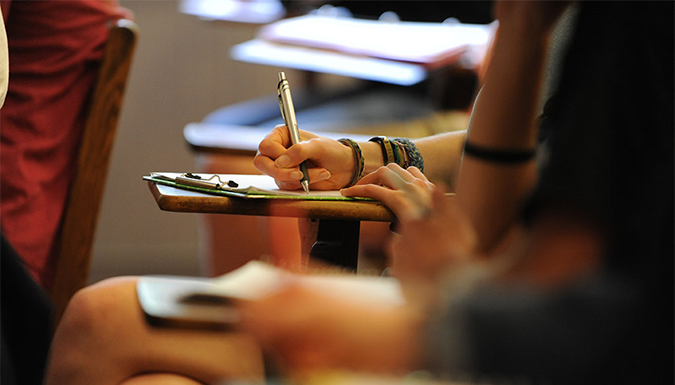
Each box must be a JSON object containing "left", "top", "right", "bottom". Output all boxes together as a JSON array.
[
  {"left": 231, "top": 16, "right": 494, "bottom": 86},
  {"left": 149, "top": 182, "right": 394, "bottom": 268},
  {"left": 179, "top": 0, "right": 285, "bottom": 25}
]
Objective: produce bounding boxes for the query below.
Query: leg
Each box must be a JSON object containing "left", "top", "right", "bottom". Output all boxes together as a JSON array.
[{"left": 45, "top": 277, "right": 264, "bottom": 385}]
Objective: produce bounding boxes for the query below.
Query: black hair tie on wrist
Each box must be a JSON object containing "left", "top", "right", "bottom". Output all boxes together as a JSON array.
[{"left": 463, "top": 141, "right": 536, "bottom": 164}]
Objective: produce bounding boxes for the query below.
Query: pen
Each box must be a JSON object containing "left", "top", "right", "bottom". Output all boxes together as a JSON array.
[{"left": 277, "top": 72, "right": 310, "bottom": 194}]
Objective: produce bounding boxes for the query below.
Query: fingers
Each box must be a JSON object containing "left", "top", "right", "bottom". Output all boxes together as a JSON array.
[
  {"left": 405, "top": 166, "right": 428, "bottom": 182},
  {"left": 254, "top": 126, "right": 334, "bottom": 189},
  {"left": 342, "top": 164, "right": 434, "bottom": 221},
  {"left": 257, "top": 125, "right": 291, "bottom": 158},
  {"left": 256, "top": 125, "right": 323, "bottom": 168}
]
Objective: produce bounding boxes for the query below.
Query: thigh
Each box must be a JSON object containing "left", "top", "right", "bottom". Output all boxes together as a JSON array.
[{"left": 46, "top": 277, "right": 265, "bottom": 385}]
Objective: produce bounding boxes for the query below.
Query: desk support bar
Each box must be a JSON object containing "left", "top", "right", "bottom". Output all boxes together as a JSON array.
[{"left": 310, "top": 220, "right": 360, "bottom": 270}]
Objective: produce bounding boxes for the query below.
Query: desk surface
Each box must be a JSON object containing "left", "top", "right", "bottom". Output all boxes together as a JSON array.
[
  {"left": 231, "top": 39, "right": 428, "bottom": 86},
  {"left": 179, "top": 0, "right": 285, "bottom": 24},
  {"left": 184, "top": 123, "right": 373, "bottom": 156},
  {"left": 148, "top": 182, "right": 395, "bottom": 222}
]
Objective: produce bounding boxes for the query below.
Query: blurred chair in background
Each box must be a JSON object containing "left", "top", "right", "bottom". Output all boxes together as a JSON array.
[{"left": 50, "top": 18, "right": 138, "bottom": 326}]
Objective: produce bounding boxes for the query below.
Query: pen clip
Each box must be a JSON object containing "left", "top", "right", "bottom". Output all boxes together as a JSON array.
[
  {"left": 177, "top": 173, "right": 238, "bottom": 190},
  {"left": 277, "top": 78, "right": 288, "bottom": 124},
  {"left": 277, "top": 93, "right": 286, "bottom": 124}
]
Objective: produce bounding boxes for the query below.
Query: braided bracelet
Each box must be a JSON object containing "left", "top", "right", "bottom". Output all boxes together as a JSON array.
[
  {"left": 392, "top": 138, "right": 424, "bottom": 173},
  {"left": 392, "top": 141, "right": 409, "bottom": 168},
  {"left": 463, "top": 141, "right": 536, "bottom": 164},
  {"left": 338, "top": 138, "right": 365, "bottom": 187}
]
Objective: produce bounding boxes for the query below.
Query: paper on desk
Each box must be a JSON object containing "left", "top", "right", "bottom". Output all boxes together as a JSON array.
[
  {"left": 181, "top": 261, "right": 405, "bottom": 307},
  {"left": 146, "top": 172, "right": 368, "bottom": 201},
  {"left": 258, "top": 15, "right": 493, "bottom": 68}
]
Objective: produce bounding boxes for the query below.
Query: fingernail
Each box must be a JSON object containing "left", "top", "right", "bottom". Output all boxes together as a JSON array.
[
  {"left": 290, "top": 171, "right": 303, "bottom": 180},
  {"left": 317, "top": 171, "right": 331, "bottom": 181},
  {"left": 275, "top": 155, "right": 291, "bottom": 168}
]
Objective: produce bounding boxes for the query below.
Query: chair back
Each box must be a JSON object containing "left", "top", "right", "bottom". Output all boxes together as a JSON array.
[{"left": 49, "top": 19, "right": 138, "bottom": 325}]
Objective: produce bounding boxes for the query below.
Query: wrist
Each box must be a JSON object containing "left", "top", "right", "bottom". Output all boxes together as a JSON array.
[
  {"left": 360, "top": 141, "right": 385, "bottom": 175},
  {"left": 338, "top": 138, "right": 364, "bottom": 187}
]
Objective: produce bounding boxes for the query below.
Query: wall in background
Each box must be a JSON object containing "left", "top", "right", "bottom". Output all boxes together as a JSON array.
[{"left": 89, "top": 0, "right": 294, "bottom": 282}]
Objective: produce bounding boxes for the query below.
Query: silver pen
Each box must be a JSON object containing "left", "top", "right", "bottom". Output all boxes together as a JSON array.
[{"left": 277, "top": 71, "right": 310, "bottom": 193}]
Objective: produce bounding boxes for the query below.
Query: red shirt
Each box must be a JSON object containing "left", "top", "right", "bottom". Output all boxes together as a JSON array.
[{"left": 0, "top": 0, "right": 131, "bottom": 288}]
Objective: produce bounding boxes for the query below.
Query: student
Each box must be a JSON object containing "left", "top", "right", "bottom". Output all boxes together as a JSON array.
[
  {"left": 45, "top": 2, "right": 673, "bottom": 384},
  {"left": 0, "top": 0, "right": 131, "bottom": 289},
  {"left": 245, "top": 1, "right": 673, "bottom": 382},
  {"left": 0, "top": 9, "right": 53, "bottom": 385}
]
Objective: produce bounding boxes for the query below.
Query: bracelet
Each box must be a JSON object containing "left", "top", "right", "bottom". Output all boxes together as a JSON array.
[
  {"left": 368, "top": 136, "right": 396, "bottom": 165},
  {"left": 392, "top": 141, "right": 409, "bottom": 168},
  {"left": 392, "top": 138, "right": 424, "bottom": 173},
  {"left": 338, "top": 138, "right": 365, "bottom": 187},
  {"left": 463, "top": 141, "right": 536, "bottom": 164}
]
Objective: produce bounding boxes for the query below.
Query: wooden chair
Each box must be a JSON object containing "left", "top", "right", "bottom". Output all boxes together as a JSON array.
[{"left": 49, "top": 19, "right": 138, "bottom": 325}]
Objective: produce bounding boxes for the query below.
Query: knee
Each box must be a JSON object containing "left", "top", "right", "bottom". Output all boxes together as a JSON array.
[{"left": 55, "top": 276, "right": 140, "bottom": 345}]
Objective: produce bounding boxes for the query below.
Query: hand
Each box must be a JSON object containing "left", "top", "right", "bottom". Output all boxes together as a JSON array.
[
  {"left": 253, "top": 125, "right": 356, "bottom": 190},
  {"left": 238, "top": 283, "right": 423, "bottom": 375},
  {"left": 341, "top": 164, "right": 434, "bottom": 222},
  {"left": 388, "top": 186, "right": 477, "bottom": 305}
]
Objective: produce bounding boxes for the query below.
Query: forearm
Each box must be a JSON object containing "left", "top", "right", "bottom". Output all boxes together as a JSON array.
[
  {"left": 457, "top": 17, "right": 554, "bottom": 253},
  {"left": 414, "top": 131, "right": 466, "bottom": 186},
  {"left": 357, "top": 130, "right": 467, "bottom": 186}
]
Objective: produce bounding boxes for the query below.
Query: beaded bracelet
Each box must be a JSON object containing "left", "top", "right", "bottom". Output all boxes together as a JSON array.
[
  {"left": 392, "top": 138, "right": 424, "bottom": 173},
  {"left": 338, "top": 138, "right": 365, "bottom": 187},
  {"left": 463, "top": 141, "right": 536, "bottom": 164}
]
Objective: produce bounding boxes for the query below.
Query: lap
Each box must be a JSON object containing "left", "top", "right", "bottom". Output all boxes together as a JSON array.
[{"left": 46, "top": 277, "right": 265, "bottom": 385}]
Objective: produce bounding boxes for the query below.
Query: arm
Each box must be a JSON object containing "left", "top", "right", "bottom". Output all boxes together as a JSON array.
[
  {"left": 423, "top": 207, "right": 604, "bottom": 381},
  {"left": 239, "top": 283, "right": 425, "bottom": 375},
  {"left": 455, "top": 3, "right": 569, "bottom": 254},
  {"left": 253, "top": 126, "right": 466, "bottom": 191},
  {"left": 237, "top": 207, "right": 603, "bottom": 379}
]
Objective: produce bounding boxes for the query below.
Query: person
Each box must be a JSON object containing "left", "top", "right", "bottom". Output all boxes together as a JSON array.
[
  {"left": 45, "top": 1, "right": 673, "bottom": 384},
  {"left": 1, "top": 233, "right": 53, "bottom": 385},
  {"left": 0, "top": 0, "right": 131, "bottom": 289},
  {"left": 0, "top": 9, "right": 54, "bottom": 385},
  {"left": 243, "top": 1, "right": 673, "bottom": 383}
]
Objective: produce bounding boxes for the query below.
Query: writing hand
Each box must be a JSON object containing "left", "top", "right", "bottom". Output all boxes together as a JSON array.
[{"left": 254, "top": 125, "right": 356, "bottom": 190}]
